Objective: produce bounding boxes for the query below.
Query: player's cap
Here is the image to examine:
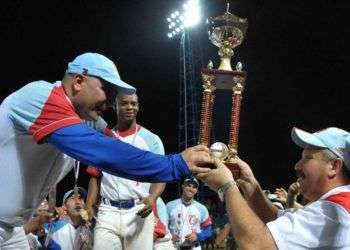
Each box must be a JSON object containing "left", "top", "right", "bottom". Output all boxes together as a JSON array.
[
  {"left": 62, "top": 187, "right": 87, "bottom": 204},
  {"left": 291, "top": 127, "right": 350, "bottom": 169},
  {"left": 183, "top": 177, "right": 199, "bottom": 188},
  {"left": 66, "top": 52, "right": 136, "bottom": 94}
]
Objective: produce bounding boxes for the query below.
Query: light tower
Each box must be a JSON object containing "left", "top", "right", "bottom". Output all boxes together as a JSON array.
[
  {"left": 166, "top": 0, "right": 205, "bottom": 199},
  {"left": 166, "top": 0, "right": 202, "bottom": 151}
]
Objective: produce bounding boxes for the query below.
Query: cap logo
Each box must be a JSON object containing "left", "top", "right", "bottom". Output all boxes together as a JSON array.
[
  {"left": 336, "top": 147, "right": 345, "bottom": 155},
  {"left": 82, "top": 68, "right": 88, "bottom": 75}
]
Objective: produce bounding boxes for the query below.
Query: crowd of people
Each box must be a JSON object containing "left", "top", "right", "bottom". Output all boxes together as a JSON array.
[{"left": 1, "top": 52, "right": 350, "bottom": 250}]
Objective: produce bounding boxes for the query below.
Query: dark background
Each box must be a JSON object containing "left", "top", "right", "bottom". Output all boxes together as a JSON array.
[{"left": 1, "top": 0, "right": 350, "bottom": 204}]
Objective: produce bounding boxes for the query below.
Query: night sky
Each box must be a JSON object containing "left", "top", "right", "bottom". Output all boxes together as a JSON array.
[{"left": 1, "top": 0, "right": 350, "bottom": 204}]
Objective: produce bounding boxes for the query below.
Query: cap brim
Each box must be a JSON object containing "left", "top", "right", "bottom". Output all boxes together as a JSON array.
[
  {"left": 184, "top": 179, "right": 199, "bottom": 187},
  {"left": 291, "top": 127, "right": 326, "bottom": 149},
  {"left": 103, "top": 76, "right": 136, "bottom": 95},
  {"left": 63, "top": 187, "right": 87, "bottom": 203}
]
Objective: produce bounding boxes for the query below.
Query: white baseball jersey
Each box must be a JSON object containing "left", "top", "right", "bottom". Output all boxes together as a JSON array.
[
  {"left": 267, "top": 184, "right": 350, "bottom": 249},
  {"left": 44, "top": 218, "right": 92, "bottom": 250},
  {"left": 166, "top": 199, "right": 212, "bottom": 246},
  {"left": 0, "top": 81, "right": 106, "bottom": 226},
  {"left": 87, "top": 125, "right": 164, "bottom": 200},
  {"left": 90, "top": 125, "right": 164, "bottom": 250}
]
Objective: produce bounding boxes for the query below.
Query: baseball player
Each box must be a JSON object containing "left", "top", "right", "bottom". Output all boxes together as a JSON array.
[
  {"left": 44, "top": 187, "right": 92, "bottom": 250},
  {"left": 86, "top": 92, "right": 166, "bottom": 249},
  {"left": 0, "top": 52, "right": 213, "bottom": 249},
  {"left": 167, "top": 178, "right": 213, "bottom": 250}
]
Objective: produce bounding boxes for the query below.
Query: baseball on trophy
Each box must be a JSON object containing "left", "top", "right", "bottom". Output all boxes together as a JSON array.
[{"left": 210, "top": 142, "right": 229, "bottom": 160}]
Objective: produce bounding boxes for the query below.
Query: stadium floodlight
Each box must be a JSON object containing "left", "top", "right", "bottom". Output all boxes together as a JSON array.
[{"left": 166, "top": 0, "right": 201, "bottom": 39}]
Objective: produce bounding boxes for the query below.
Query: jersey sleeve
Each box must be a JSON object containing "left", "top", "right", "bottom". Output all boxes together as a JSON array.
[
  {"left": 198, "top": 203, "right": 212, "bottom": 228},
  {"left": 153, "top": 199, "right": 167, "bottom": 238},
  {"left": 156, "top": 198, "right": 169, "bottom": 226},
  {"left": 152, "top": 135, "right": 165, "bottom": 155},
  {"left": 46, "top": 123, "right": 190, "bottom": 183},
  {"left": 8, "top": 81, "right": 83, "bottom": 143},
  {"left": 138, "top": 128, "right": 165, "bottom": 155}
]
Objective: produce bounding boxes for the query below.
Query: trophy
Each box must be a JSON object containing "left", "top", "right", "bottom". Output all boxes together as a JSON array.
[{"left": 199, "top": 4, "right": 248, "bottom": 176}]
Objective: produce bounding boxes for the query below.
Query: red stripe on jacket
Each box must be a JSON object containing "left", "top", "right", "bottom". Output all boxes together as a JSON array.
[
  {"left": 326, "top": 192, "right": 350, "bottom": 213},
  {"left": 29, "top": 86, "right": 82, "bottom": 143},
  {"left": 201, "top": 216, "right": 212, "bottom": 228}
]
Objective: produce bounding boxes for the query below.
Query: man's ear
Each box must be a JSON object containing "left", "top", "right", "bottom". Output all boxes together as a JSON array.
[
  {"left": 72, "top": 75, "right": 84, "bottom": 94},
  {"left": 329, "top": 158, "right": 343, "bottom": 178}
]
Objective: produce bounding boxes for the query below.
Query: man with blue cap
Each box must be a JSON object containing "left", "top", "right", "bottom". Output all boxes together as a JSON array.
[
  {"left": 198, "top": 127, "right": 350, "bottom": 249},
  {"left": 0, "top": 52, "right": 213, "bottom": 249},
  {"left": 43, "top": 187, "right": 91, "bottom": 250}
]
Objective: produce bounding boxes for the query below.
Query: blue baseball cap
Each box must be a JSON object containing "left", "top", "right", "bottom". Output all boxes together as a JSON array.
[
  {"left": 66, "top": 52, "right": 136, "bottom": 94},
  {"left": 62, "top": 187, "right": 87, "bottom": 204},
  {"left": 183, "top": 177, "right": 199, "bottom": 187},
  {"left": 291, "top": 127, "right": 350, "bottom": 169}
]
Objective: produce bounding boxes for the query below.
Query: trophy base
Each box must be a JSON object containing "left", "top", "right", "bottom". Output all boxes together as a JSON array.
[{"left": 201, "top": 68, "right": 246, "bottom": 90}]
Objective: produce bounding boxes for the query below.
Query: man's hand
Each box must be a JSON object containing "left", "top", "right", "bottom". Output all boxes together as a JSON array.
[
  {"left": 185, "top": 232, "right": 197, "bottom": 244},
  {"left": 229, "top": 156, "right": 259, "bottom": 200},
  {"left": 196, "top": 159, "right": 234, "bottom": 191},
  {"left": 288, "top": 182, "right": 300, "bottom": 197},
  {"left": 274, "top": 188, "right": 288, "bottom": 204},
  {"left": 137, "top": 196, "right": 155, "bottom": 218},
  {"left": 286, "top": 181, "right": 302, "bottom": 208},
  {"left": 24, "top": 210, "right": 53, "bottom": 235},
  {"left": 181, "top": 145, "right": 213, "bottom": 174}
]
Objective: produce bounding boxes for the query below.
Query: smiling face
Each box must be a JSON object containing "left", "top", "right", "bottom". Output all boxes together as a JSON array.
[
  {"left": 115, "top": 93, "right": 139, "bottom": 127},
  {"left": 69, "top": 74, "right": 117, "bottom": 121},
  {"left": 294, "top": 148, "right": 336, "bottom": 201},
  {"left": 182, "top": 182, "right": 198, "bottom": 202}
]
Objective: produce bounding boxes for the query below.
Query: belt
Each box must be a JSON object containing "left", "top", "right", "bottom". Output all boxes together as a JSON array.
[
  {"left": 179, "top": 242, "right": 200, "bottom": 249},
  {"left": 102, "top": 197, "right": 135, "bottom": 209}
]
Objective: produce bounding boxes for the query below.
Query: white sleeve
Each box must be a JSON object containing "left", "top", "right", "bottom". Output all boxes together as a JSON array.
[{"left": 267, "top": 201, "right": 349, "bottom": 249}]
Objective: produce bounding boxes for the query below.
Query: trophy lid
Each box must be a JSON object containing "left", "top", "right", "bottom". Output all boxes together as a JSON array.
[{"left": 208, "top": 3, "right": 248, "bottom": 48}]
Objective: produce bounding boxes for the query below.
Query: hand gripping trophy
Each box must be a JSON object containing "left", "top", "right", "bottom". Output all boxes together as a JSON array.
[{"left": 199, "top": 4, "right": 248, "bottom": 176}]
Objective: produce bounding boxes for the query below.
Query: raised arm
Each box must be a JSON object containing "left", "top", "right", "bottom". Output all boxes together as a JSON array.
[{"left": 46, "top": 124, "right": 212, "bottom": 183}]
